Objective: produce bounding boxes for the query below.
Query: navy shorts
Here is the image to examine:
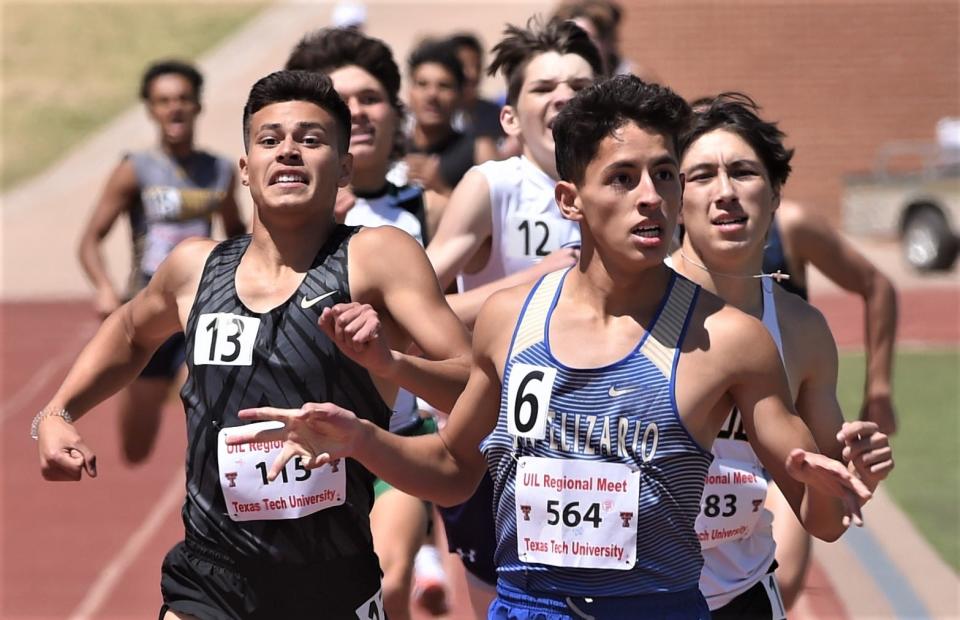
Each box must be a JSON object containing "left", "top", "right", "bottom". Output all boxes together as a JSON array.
[
  {"left": 490, "top": 579, "right": 710, "bottom": 620},
  {"left": 159, "top": 538, "right": 384, "bottom": 620},
  {"left": 438, "top": 470, "right": 498, "bottom": 585},
  {"left": 140, "top": 332, "right": 185, "bottom": 379}
]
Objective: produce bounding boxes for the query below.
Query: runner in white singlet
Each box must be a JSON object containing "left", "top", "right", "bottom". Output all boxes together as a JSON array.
[
  {"left": 671, "top": 93, "right": 895, "bottom": 619},
  {"left": 426, "top": 17, "right": 603, "bottom": 330}
]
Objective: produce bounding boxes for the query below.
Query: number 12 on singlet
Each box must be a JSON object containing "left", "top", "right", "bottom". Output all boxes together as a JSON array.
[{"left": 194, "top": 313, "right": 260, "bottom": 366}]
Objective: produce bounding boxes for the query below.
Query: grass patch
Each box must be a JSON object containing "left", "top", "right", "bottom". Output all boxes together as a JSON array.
[
  {"left": 1, "top": 1, "right": 264, "bottom": 189},
  {"left": 837, "top": 349, "right": 960, "bottom": 571}
]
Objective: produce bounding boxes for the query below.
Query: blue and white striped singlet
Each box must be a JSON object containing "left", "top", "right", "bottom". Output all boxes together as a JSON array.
[{"left": 482, "top": 268, "right": 714, "bottom": 598}]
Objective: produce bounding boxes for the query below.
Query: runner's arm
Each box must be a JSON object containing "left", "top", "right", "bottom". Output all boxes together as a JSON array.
[
  {"left": 730, "top": 318, "right": 870, "bottom": 540},
  {"left": 425, "top": 168, "right": 492, "bottom": 289},
  {"left": 792, "top": 303, "right": 893, "bottom": 490},
  {"left": 792, "top": 303, "right": 846, "bottom": 461},
  {"left": 37, "top": 239, "right": 213, "bottom": 479},
  {"left": 780, "top": 203, "right": 898, "bottom": 434},
  {"left": 232, "top": 289, "right": 511, "bottom": 504},
  {"left": 352, "top": 295, "right": 504, "bottom": 504},
  {"left": 347, "top": 226, "right": 471, "bottom": 412},
  {"left": 76, "top": 158, "right": 139, "bottom": 316}
]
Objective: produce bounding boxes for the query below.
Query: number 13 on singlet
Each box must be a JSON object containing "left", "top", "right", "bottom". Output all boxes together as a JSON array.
[{"left": 194, "top": 313, "right": 260, "bottom": 366}]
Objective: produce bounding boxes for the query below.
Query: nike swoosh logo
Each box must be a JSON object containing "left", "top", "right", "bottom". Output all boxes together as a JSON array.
[
  {"left": 300, "top": 290, "right": 337, "bottom": 309},
  {"left": 608, "top": 386, "right": 636, "bottom": 398}
]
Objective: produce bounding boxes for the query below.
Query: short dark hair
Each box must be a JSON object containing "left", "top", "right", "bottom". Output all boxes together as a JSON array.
[
  {"left": 242, "top": 70, "right": 351, "bottom": 154},
  {"left": 552, "top": 0, "right": 624, "bottom": 75},
  {"left": 680, "top": 93, "right": 794, "bottom": 190},
  {"left": 407, "top": 39, "right": 465, "bottom": 90},
  {"left": 448, "top": 32, "right": 484, "bottom": 59},
  {"left": 285, "top": 27, "right": 402, "bottom": 115},
  {"left": 285, "top": 28, "right": 405, "bottom": 161},
  {"left": 488, "top": 16, "right": 603, "bottom": 107},
  {"left": 553, "top": 74, "right": 690, "bottom": 185},
  {"left": 140, "top": 59, "right": 203, "bottom": 101}
]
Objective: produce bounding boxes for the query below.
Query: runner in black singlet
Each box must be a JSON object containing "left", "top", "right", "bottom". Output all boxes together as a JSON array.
[{"left": 35, "top": 70, "right": 470, "bottom": 620}]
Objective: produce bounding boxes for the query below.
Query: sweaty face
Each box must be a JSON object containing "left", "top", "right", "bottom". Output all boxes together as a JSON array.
[
  {"left": 240, "top": 100, "right": 350, "bottom": 217},
  {"left": 680, "top": 129, "right": 779, "bottom": 263},
  {"left": 408, "top": 62, "right": 460, "bottom": 129},
  {"left": 511, "top": 52, "right": 594, "bottom": 177},
  {"left": 570, "top": 122, "right": 681, "bottom": 268},
  {"left": 145, "top": 73, "right": 200, "bottom": 146},
  {"left": 329, "top": 65, "right": 398, "bottom": 173}
]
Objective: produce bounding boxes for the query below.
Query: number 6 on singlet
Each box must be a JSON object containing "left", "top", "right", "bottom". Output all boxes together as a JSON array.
[{"left": 507, "top": 363, "right": 557, "bottom": 440}]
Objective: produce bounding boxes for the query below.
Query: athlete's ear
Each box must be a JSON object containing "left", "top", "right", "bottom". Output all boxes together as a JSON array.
[
  {"left": 500, "top": 105, "right": 521, "bottom": 138},
  {"left": 338, "top": 152, "right": 353, "bottom": 188},
  {"left": 555, "top": 180, "right": 582, "bottom": 222},
  {"left": 239, "top": 156, "right": 249, "bottom": 187},
  {"left": 771, "top": 185, "right": 781, "bottom": 213}
]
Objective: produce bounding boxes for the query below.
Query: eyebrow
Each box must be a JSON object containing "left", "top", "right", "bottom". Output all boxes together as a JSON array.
[
  {"left": 602, "top": 154, "right": 678, "bottom": 174},
  {"left": 256, "top": 121, "right": 327, "bottom": 132},
  {"left": 683, "top": 157, "right": 760, "bottom": 171}
]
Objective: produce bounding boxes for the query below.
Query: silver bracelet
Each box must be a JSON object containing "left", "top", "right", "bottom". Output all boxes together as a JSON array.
[{"left": 30, "top": 408, "right": 73, "bottom": 440}]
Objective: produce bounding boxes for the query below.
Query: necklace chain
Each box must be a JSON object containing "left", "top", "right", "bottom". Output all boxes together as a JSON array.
[{"left": 678, "top": 250, "right": 791, "bottom": 282}]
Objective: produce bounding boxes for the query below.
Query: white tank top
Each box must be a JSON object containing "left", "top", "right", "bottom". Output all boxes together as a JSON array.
[
  {"left": 458, "top": 156, "right": 580, "bottom": 291},
  {"left": 343, "top": 183, "right": 426, "bottom": 246},
  {"left": 699, "top": 277, "right": 785, "bottom": 609}
]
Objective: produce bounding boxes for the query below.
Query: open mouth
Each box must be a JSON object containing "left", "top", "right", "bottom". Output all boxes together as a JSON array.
[
  {"left": 269, "top": 172, "right": 308, "bottom": 186},
  {"left": 711, "top": 215, "right": 748, "bottom": 227},
  {"left": 631, "top": 224, "right": 661, "bottom": 238},
  {"left": 350, "top": 127, "right": 375, "bottom": 145}
]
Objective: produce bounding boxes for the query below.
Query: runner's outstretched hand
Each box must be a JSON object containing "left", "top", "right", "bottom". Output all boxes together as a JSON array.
[
  {"left": 837, "top": 420, "right": 894, "bottom": 492},
  {"left": 227, "top": 403, "right": 361, "bottom": 481},
  {"left": 785, "top": 449, "right": 872, "bottom": 528}
]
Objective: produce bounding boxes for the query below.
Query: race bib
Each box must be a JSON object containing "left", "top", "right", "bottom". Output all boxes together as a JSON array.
[
  {"left": 194, "top": 313, "right": 260, "bottom": 366},
  {"left": 506, "top": 363, "right": 557, "bottom": 441},
  {"left": 515, "top": 457, "right": 639, "bottom": 570},
  {"left": 695, "top": 457, "right": 768, "bottom": 549},
  {"left": 217, "top": 421, "right": 346, "bottom": 522},
  {"left": 504, "top": 216, "right": 564, "bottom": 259}
]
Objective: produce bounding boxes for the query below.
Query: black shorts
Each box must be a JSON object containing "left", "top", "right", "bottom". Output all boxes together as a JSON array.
[
  {"left": 141, "top": 332, "right": 186, "bottom": 380},
  {"left": 159, "top": 539, "right": 384, "bottom": 619},
  {"left": 710, "top": 565, "right": 786, "bottom": 620},
  {"left": 437, "top": 471, "right": 497, "bottom": 586}
]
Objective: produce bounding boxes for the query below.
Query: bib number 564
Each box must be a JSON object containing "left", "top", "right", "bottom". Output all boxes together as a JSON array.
[{"left": 546, "top": 500, "right": 602, "bottom": 528}]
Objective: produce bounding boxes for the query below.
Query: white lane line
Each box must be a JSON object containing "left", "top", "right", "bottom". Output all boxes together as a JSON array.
[
  {"left": 0, "top": 320, "right": 97, "bottom": 424},
  {"left": 67, "top": 468, "right": 184, "bottom": 620}
]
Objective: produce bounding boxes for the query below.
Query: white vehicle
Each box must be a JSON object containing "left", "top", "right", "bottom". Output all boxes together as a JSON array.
[{"left": 843, "top": 121, "right": 960, "bottom": 271}]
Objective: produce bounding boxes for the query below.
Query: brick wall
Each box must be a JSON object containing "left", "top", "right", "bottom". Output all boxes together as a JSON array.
[{"left": 617, "top": 0, "right": 960, "bottom": 224}]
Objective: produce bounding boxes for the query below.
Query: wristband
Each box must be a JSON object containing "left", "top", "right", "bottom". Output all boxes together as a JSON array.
[{"left": 30, "top": 408, "right": 73, "bottom": 440}]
